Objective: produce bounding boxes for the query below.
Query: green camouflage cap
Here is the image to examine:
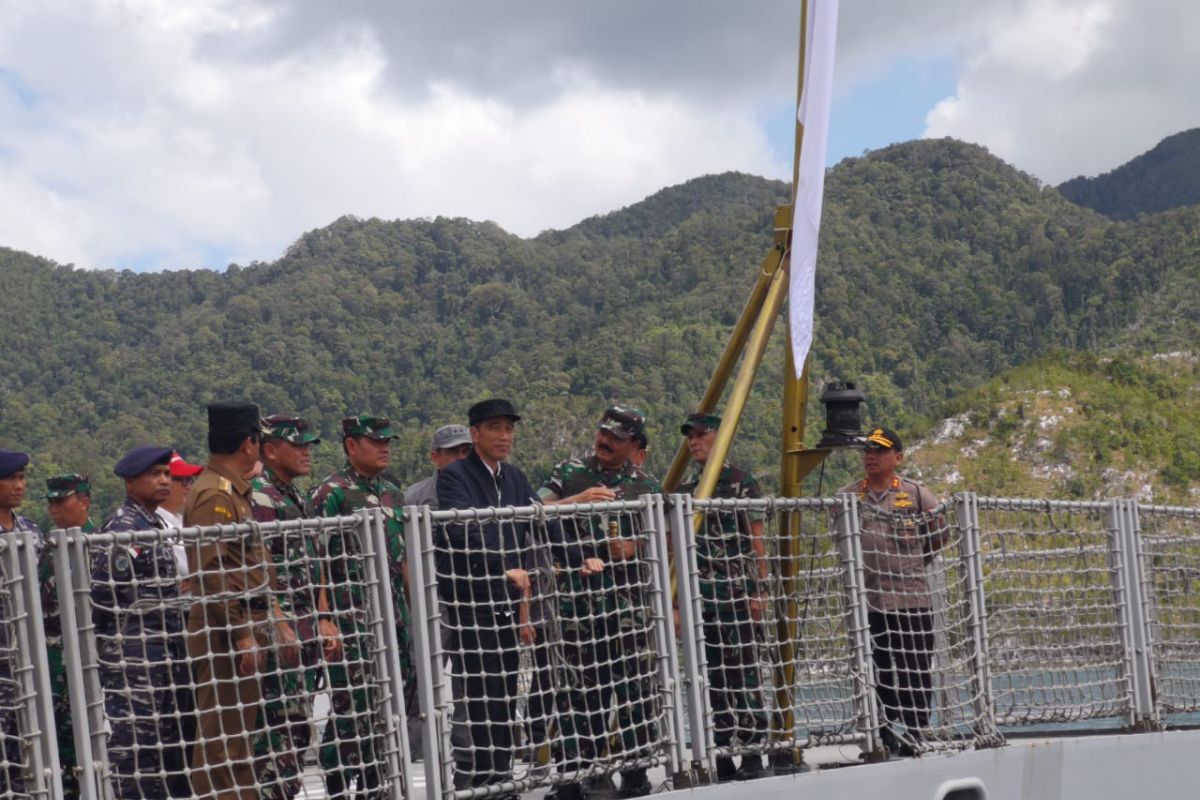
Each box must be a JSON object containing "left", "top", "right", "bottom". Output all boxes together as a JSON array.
[
  {"left": 681, "top": 412, "right": 722, "bottom": 435},
  {"left": 342, "top": 414, "right": 396, "bottom": 441},
  {"left": 262, "top": 414, "right": 321, "bottom": 446},
  {"left": 597, "top": 404, "right": 647, "bottom": 442},
  {"left": 45, "top": 473, "right": 91, "bottom": 499}
]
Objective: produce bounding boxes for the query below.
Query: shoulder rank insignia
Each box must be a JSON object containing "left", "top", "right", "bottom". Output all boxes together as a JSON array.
[{"left": 218, "top": 477, "right": 232, "bottom": 492}]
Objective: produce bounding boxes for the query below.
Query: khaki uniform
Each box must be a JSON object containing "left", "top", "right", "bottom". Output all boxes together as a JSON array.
[{"left": 185, "top": 462, "right": 271, "bottom": 800}]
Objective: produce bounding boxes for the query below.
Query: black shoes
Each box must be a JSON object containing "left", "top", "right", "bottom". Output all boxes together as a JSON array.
[
  {"left": 735, "top": 754, "right": 766, "bottom": 780},
  {"left": 715, "top": 756, "right": 738, "bottom": 782},
  {"left": 546, "top": 783, "right": 587, "bottom": 800},
  {"left": 618, "top": 768, "right": 652, "bottom": 797}
]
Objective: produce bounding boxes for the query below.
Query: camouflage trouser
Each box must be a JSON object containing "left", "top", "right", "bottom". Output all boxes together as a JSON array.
[
  {"left": 702, "top": 604, "right": 767, "bottom": 749},
  {"left": 610, "top": 623, "right": 658, "bottom": 765},
  {"left": 321, "top": 626, "right": 385, "bottom": 798},
  {"left": 0, "top": 665, "right": 27, "bottom": 797},
  {"left": 48, "top": 648, "right": 79, "bottom": 798},
  {"left": 100, "top": 645, "right": 188, "bottom": 800},
  {"left": 557, "top": 605, "right": 622, "bottom": 772},
  {"left": 253, "top": 659, "right": 316, "bottom": 800}
]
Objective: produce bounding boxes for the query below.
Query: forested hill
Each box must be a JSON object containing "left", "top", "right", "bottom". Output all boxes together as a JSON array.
[
  {"left": 3, "top": 136, "right": 1200, "bottom": 522},
  {"left": 1058, "top": 128, "right": 1200, "bottom": 219}
]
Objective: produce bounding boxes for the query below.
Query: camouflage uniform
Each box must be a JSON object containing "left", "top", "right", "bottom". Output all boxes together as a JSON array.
[
  {"left": 93, "top": 496, "right": 189, "bottom": 800},
  {"left": 40, "top": 473, "right": 95, "bottom": 799},
  {"left": 250, "top": 452, "right": 323, "bottom": 800},
  {"left": 540, "top": 445, "right": 661, "bottom": 776},
  {"left": 0, "top": 509, "right": 41, "bottom": 797},
  {"left": 308, "top": 415, "right": 411, "bottom": 799},
  {"left": 680, "top": 418, "right": 768, "bottom": 753}
]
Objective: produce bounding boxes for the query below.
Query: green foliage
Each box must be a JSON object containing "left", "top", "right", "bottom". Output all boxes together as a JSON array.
[
  {"left": 1058, "top": 128, "right": 1200, "bottom": 220},
  {"left": 3, "top": 136, "right": 1200, "bottom": 526}
]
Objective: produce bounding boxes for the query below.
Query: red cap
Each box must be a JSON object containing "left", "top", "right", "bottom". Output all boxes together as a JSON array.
[{"left": 169, "top": 452, "right": 204, "bottom": 478}]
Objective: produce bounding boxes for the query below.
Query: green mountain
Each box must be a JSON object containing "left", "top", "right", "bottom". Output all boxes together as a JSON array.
[
  {"left": 905, "top": 351, "right": 1200, "bottom": 505},
  {"left": 3, "top": 136, "right": 1200, "bottom": 525},
  {"left": 1058, "top": 128, "right": 1200, "bottom": 219}
]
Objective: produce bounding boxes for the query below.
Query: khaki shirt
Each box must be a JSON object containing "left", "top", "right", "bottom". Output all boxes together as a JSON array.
[
  {"left": 837, "top": 475, "right": 944, "bottom": 611},
  {"left": 185, "top": 460, "right": 269, "bottom": 635}
]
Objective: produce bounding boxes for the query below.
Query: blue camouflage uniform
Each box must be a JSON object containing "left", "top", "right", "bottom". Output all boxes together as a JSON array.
[
  {"left": 93, "top": 497, "right": 189, "bottom": 799},
  {"left": 1, "top": 511, "right": 41, "bottom": 797}
]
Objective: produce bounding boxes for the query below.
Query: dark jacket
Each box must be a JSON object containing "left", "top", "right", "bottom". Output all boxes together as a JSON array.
[{"left": 436, "top": 450, "right": 579, "bottom": 605}]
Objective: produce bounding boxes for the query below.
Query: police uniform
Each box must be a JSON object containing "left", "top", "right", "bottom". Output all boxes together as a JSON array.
[
  {"left": 679, "top": 413, "right": 769, "bottom": 777},
  {"left": 248, "top": 415, "right": 324, "bottom": 800},
  {"left": 308, "top": 415, "right": 411, "bottom": 799},
  {"left": 835, "top": 427, "right": 944, "bottom": 746},
  {"left": 93, "top": 446, "right": 190, "bottom": 799},
  {"left": 0, "top": 449, "right": 38, "bottom": 797},
  {"left": 41, "top": 473, "right": 95, "bottom": 799},
  {"left": 538, "top": 406, "right": 661, "bottom": 796},
  {"left": 186, "top": 402, "right": 271, "bottom": 800}
]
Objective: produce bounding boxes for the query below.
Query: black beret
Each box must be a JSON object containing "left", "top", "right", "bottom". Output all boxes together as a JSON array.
[
  {"left": 208, "top": 401, "right": 261, "bottom": 437},
  {"left": 0, "top": 449, "right": 30, "bottom": 478},
  {"left": 468, "top": 398, "right": 522, "bottom": 427},
  {"left": 113, "top": 445, "right": 174, "bottom": 478}
]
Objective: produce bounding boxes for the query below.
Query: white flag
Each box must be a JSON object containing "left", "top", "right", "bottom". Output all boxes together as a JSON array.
[{"left": 789, "top": 0, "right": 839, "bottom": 375}]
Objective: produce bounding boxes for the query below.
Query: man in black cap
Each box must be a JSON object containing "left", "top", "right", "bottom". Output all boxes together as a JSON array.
[
  {"left": 91, "top": 445, "right": 192, "bottom": 798},
  {"left": 309, "top": 414, "right": 410, "bottom": 800},
  {"left": 249, "top": 414, "right": 337, "bottom": 799},
  {"left": 0, "top": 449, "right": 38, "bottom": 796},
  {"left": 538, "top": 405, "right": 662, "bottom": 799},
  {"left": 679, "top": 412, "right": 769, "bottom": 781},
  {"left": 186, "top": 401, "right": 299, "bottom": 800},
  {"left": 42, "top": 473, "right": 95, "bottom": 798},
  {"left": 835, "top": 426, "right": 945, "bottom": 757},
  {"left": 436, "top": 399, "right": 604, "bottom": 793}
]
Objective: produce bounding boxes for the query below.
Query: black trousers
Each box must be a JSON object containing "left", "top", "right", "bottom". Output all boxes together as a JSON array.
[
  {"left": 444, "top": 604, "right": 521, "bottom": 784},
  {"left": 868, "top": 609, "right": 934, "bottom": 730}
]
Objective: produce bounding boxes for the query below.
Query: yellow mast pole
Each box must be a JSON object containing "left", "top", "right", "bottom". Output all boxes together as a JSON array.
[
  {"left": 773, "top": 0, "right": 810, "bottom": 766},
  {"left": 660, "top": 246, "right": 783, "bottom": 493}
]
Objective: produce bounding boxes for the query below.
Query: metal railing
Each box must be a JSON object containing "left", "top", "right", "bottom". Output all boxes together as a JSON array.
[{"left": 0, "top": 492, "right": 1197, "bottom": 797}]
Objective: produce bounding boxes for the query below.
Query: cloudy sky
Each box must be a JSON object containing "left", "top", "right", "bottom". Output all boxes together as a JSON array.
[{"left": 1, "top": 0, "right": 1195, "bottom": 271}]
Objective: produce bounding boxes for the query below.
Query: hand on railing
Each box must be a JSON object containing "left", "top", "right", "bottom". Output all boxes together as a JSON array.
[
  {"left": 580, "top": 557, "right": 606, "bottom": 576},
  {"left": 275, "top": 620, "right": 301, "bottom": 668},
  {"left": 319, "top": 617, "right": 342, "bottom": 661},
  {"left": 568, "top": 486, "right": 618, "bottom": 504},
  {"left": 236, "top": 635, "right": 264, "bottom": 676},
  {"left": 505, "top": 567, "right": 531, "bottom": 593},
  {"left": 749, "top": 592, "right": 768, "bottom": 622}
]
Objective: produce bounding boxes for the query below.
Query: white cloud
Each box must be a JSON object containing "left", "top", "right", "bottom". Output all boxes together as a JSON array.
[
  {"left": 0, "top": 0, "right": 789, "bottom": 269},
  {"left": 925, "top": 0, "right": 1200, "bottom": 183},
  {"left": 0, "top": 0, "right": 1196, "bottom": 270}
]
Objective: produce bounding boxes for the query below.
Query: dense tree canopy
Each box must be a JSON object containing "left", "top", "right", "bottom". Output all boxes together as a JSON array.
[{"left": 2, "top": 135, "right": 1199, "bottom": 527}]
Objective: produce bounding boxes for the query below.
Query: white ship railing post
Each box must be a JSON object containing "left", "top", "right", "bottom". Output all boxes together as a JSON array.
[
  {"left": 1119, "top": 500, "right": 1160, "bottom": 730},
  {"left": 54, "top": 527, "right": 102, "bottom": 800},
  {"left": 834, "top": 492, "right": 880, "bottom": 759},
  {"left": 407, "top": 503, "right": 447, "bottom": 800},
  {"left": 642, "top": 493, "right": 686, "bottom": 785},
  {"left": 1106, "top": 499, "right": 1140, "bottom": 731},
  {"left": 955, "top": 492, "right": 1000, "bottom": 746},
  {"left": 668, "top": 493, "right": 713, "bottom": 782},
  {"left": 5, "top": 529, "right": 63, "bottom": 798},
  {"left": 358, "top": 507, "right": 413, "bottom": 800}
]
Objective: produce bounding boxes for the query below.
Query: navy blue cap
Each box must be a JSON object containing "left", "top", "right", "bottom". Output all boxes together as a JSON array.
[
  {"left": 113, "top": 445, "right": 174, "bottom": 478},
  {"left": 0, "top": 450, "right": 30, "bottom": 478},
  {"left": 468, "top": 398, "right": 522, "bottom": 426}
]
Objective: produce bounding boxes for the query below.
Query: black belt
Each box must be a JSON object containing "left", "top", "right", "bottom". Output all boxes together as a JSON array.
[{"left": 243, "top": 597, "right": 272, "bottom": 613}]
